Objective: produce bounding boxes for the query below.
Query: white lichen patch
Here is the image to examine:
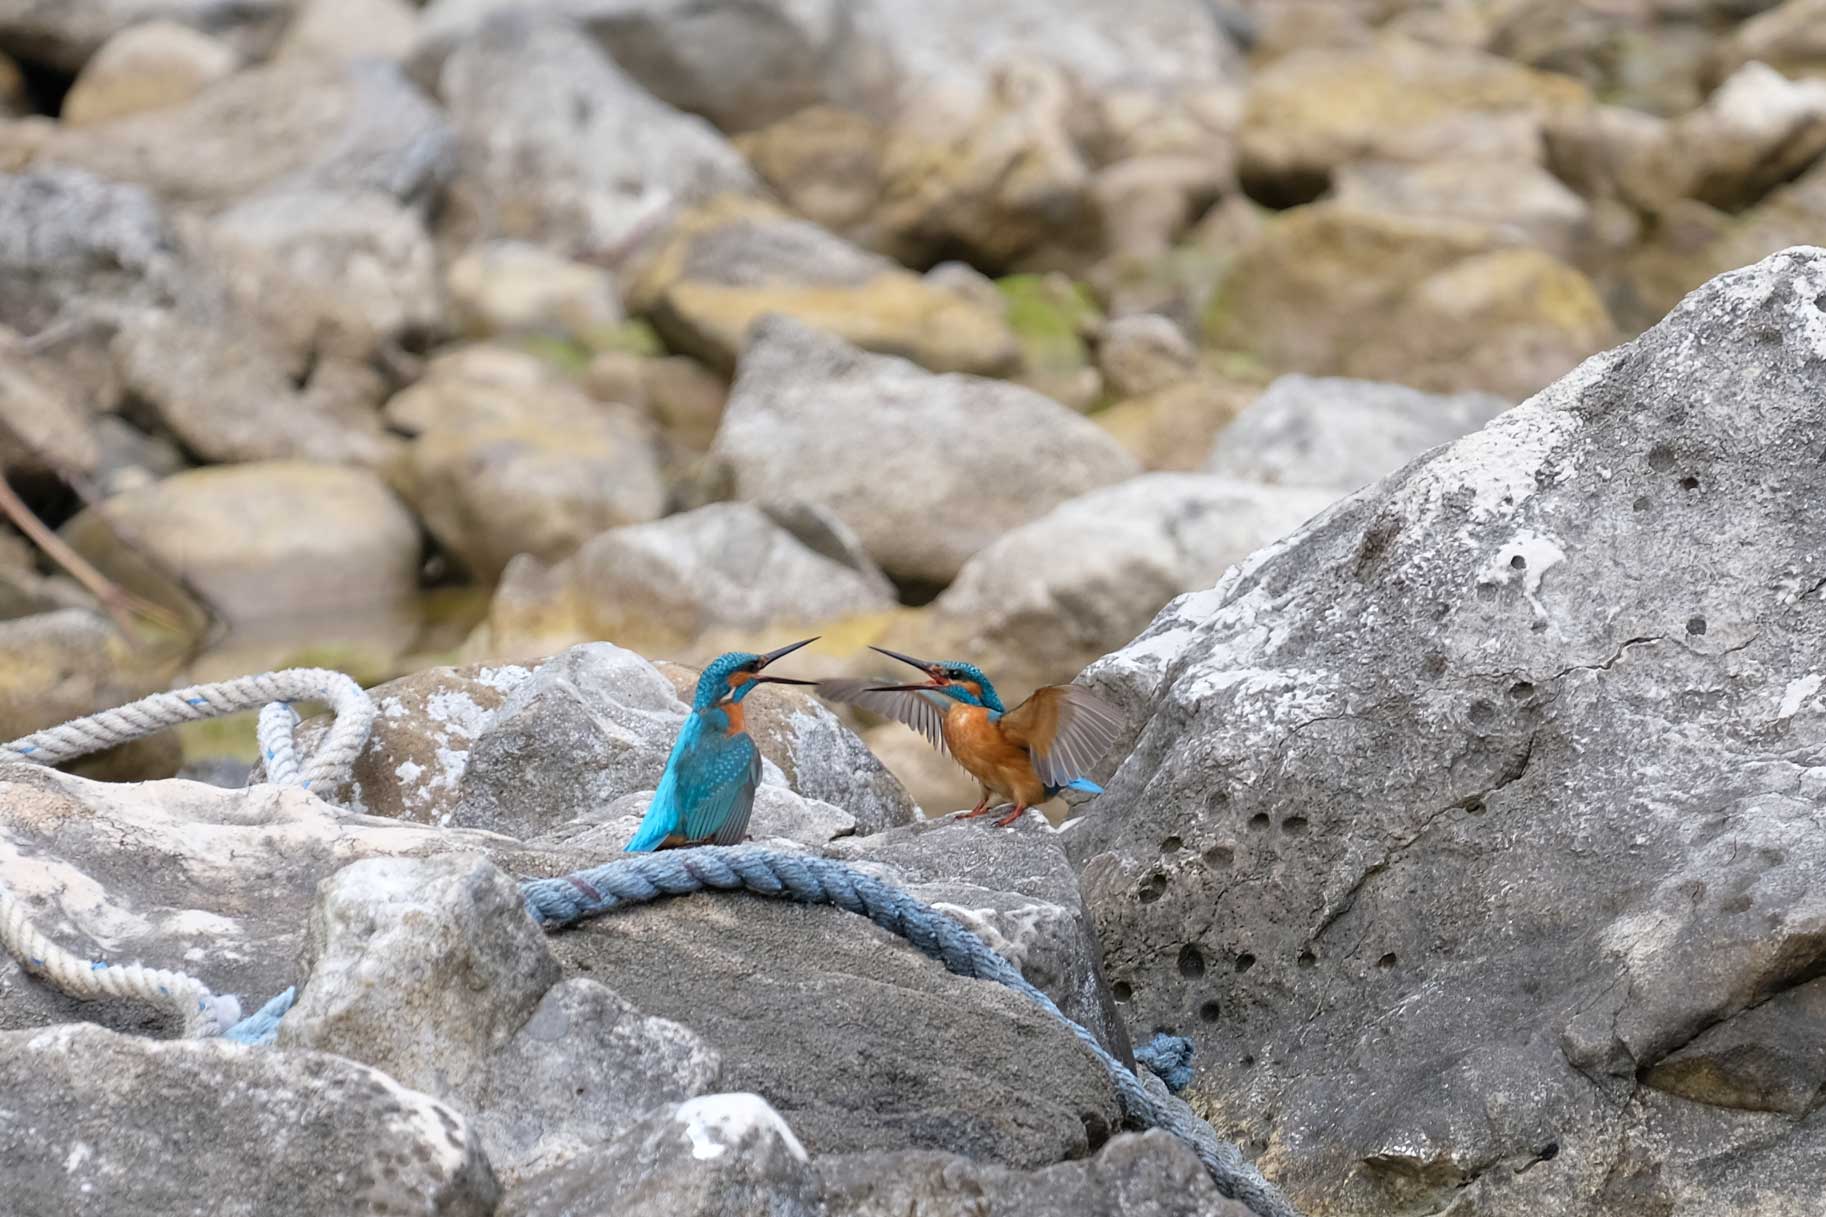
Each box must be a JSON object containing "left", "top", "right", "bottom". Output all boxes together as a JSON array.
[
  {"left": 674, "top": 1093, "right": 807, "bottom": 1163},
  {"left": 929, "top": 900, "right": 1058, "bottom": 969},
  {"left": 1777, "top": 674, "right": 1822, "bottom": 720},
  {"left": 1478, "top": 531, "right": 1567, "bottom": 627}
]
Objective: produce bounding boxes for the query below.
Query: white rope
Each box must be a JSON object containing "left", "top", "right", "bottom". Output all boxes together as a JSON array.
[
  {"left": 0, "top": 667, "right": 375, "bottom": 1039},
  {"left": 2, "top": 667, "right": 373, "bottom": 789}
]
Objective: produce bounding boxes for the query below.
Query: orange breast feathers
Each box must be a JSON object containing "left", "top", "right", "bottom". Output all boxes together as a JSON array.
[
  {"left": 721, "top": 699, "right": 746, "bottom": 736},
  {"left": 941, "top": 703, "right": 1048, "bottom": 806}
]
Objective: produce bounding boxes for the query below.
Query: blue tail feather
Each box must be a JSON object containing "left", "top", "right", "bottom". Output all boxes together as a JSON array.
[{"left": 1045, "top": 776, "right": 1104, "bottom": 798}]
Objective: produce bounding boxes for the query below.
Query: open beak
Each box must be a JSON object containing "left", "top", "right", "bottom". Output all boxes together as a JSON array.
[
  {"left": 750, "top": 636, "right": 818, "bottom": 685},
  {"left": 868, "top": 645, "right": 946, "bottom": 686}
]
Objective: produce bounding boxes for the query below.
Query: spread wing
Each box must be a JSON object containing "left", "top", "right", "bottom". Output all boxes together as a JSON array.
[
  {"left": 816, "top": 679, "right": 951, "bottom": 756},
  {"left": 999, "top": 684, "right": 1123, "bottom": 788},
  {"left": 678, "top": 728, "right": 762, "bottom": 846}
]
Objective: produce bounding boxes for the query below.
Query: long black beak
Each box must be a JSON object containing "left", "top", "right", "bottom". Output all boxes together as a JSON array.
[
  {"left": 869, "top": 645, "right": 939, "bottom": 675},
  {"left": 757, "top": 637, "right": 819, "bottom": 668},
  {"left": 865, "top": 683, "right": 932, "bottom": 693}
]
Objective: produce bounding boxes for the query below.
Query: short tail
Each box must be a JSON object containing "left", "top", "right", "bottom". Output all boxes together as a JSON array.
[
  {"left": 624, "top": 811, "right": 668, "bottom": 852},
  {"left": 1047, "top": 777, "right": 1103, "bottom": 798}
]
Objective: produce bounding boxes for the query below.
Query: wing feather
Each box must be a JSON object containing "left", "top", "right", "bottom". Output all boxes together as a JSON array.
[
  {"left": 678, "top": 729, "right": 761, "bottom": 845},
  {"left": 1000, "top": 684, "right": 1123, "bottom": 788},
  {"left": 816, "top": 679, "right": 951, "bottom": 756}
]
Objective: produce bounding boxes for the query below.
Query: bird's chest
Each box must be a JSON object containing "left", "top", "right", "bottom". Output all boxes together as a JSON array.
[{"left": 942, "top": 705, "right": 1029, "bottom": 784}]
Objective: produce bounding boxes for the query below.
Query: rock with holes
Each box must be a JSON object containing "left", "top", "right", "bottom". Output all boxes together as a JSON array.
[
  {"left": 59, "top": 461, "right": 422, "bottom": 624},
  {"left": 713, "top": 317, "right": 1138, "bottom": 584},
  {"left": 1205, "top": 374, "right": 1511, "bottom": 494},
  {"left": 0, "top": 1022, "right": 499, "bottom": 1216},
  {"left": 474, "top": 501, "right": 897, "bottom": 658},
  {"left": 819, "top": 1129, "right": 1254, "bottom": 1217},
  {"left": 1068, "top": 246, "right": 1826, "bottom": 1217},
  {"left": 429, "top": 11, "right": 756, "bottom": 258},
  {"left": 873, "top": 474, "right": 1335, "bottom": 695},
  {"left": 543, "top": 882, "right": 1123, "bottom": 1169},
  {"left": 827, "top": 815, "right": 1131, "bottom": 1062},
  {"left": 505, "top": 1092, "right": 819, "bottom": 1217},
  {"left": 278, "top": 855, "right": 721, "bottom": 1182}
]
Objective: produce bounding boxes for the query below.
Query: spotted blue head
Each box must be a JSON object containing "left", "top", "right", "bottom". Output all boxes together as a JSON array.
[
  {"left": 863, "top": 646, "right": 1006, "bottom": 713},
  {"left": 692, "top": 638, "right": 819, "bottom": 710}
]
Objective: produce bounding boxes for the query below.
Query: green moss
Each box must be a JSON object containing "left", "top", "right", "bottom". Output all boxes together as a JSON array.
[
  {"left": 513, "top": 334, "right": 595, "bottom": 375},
  {"left": 996, "top": 273, "right": 1101, "bottom": 374},
  {"left": 583, "top": 318, "right": 667, "bottom": 357}
]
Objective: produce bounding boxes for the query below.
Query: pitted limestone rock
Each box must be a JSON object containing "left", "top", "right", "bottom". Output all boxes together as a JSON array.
[
  {"left": 1070, "top": 246, "right": 1826, "bottom": 1217},
  {"left": 0, "top": 1022, "right": 499, "bottom": 1216},
  {"left": 714, "top": 317, "right": 1137, "bottom": 583}
]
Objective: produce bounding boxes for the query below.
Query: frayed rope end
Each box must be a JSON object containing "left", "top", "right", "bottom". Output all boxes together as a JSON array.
[{"left": 1135, "top": 1032, "right": 1196, "bottom": 1093}]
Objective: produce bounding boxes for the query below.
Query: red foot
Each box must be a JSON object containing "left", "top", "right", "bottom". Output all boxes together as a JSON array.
[
  {"left": 992, "top": 805, "right": 1028, "bottom": 829},
  {"left": 958, "top": 800, "right": 994, "bottom": 819}
]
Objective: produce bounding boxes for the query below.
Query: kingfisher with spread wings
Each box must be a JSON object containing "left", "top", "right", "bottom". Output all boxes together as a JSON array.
[
  {"left": 625, "top": 638, "right": 818, "bottom": 852},
  {"left": 819, "top": 647, "right": 1122, "bottom": 828}
]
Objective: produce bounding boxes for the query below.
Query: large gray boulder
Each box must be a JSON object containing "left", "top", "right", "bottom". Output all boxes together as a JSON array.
[
  {"left": 504, "top": 1092, "right": 819, "bottom": 1217},
  {"left": 0, "top": 1023, "right": 499, "bottom": 1216},
  {"left": 1068, "top": 246, "right": 1826, "bottom": 1216},
  {"left": 543, "top": 885, "right": 1123, "bottom": 1168},
  {"left": 282, "top": 643, "right": 917, "bottom": 838},
  {"left": 476, "top": 501, "right": 898, "bottom": 658},
  {"left": 1205, "top": 374, "right": 1512, "bottom": 494},
  {"left": 383, "top": 346, "right": 667, "bottom": 582},
  {"left": 0, "top": 168, "right": 397, "bottom": 465},
  {"left": 820, "top": 1130, "right": 1255, "bottom": 1217},
  {"left": 0, "top": 0, "right": 292, "bottom": 71},
  {"left": 714, "top": 317, "right": 1137, "bottom": 584},
  {"left": 879, "top": 473, "right": 1336, "bottom": 694},
  {"left": 278, "top": 855, "right": 721, "bottom": 1182},
  {"left": 59, "top": 460, "right": 422, "bottom": 623},
  {"left": 36, "top": 57, "right": 452, "bottom": 211},
  {"left": 431, "top": 11, "right": 755, "bottom": 258}
]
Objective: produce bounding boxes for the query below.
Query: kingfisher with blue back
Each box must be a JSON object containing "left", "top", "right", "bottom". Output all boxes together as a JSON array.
[
  {"left": 819, "top": 646, "right": 1122, "bottom": 828},
  {"left": 625, "top": 638, "right": 818, "bottom": 852}
]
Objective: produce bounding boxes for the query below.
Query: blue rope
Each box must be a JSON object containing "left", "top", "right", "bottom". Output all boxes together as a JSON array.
[
  {"left": 223, "top": 987, "right": 295, "bottom": 1045},
  {"left": 1135, "top": 1031, "right": 1196, "bottom": 1094},
  {"left": 519, "top": 847, "right": 1301, "bottom": 1217}
]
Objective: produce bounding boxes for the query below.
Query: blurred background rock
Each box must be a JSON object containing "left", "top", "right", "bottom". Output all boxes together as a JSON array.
[{"left": 3, "top": 0, "right": 1822, "bottom": 809}]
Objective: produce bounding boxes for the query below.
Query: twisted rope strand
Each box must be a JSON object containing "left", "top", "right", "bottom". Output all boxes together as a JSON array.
[
  {"left": 520, "top": 848, "right": 1302, "bottom": 1217},
  {"left": 0, "top": 668, "right": 370, "bottom": 1041}
]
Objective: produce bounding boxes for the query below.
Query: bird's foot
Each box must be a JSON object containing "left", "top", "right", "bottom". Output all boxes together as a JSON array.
[
  {"left": 958, "top": 800, "right": 994, "bottom": 819},
  {"left": 992, "top": 805, "right": 1027, "bottom": 829}
]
